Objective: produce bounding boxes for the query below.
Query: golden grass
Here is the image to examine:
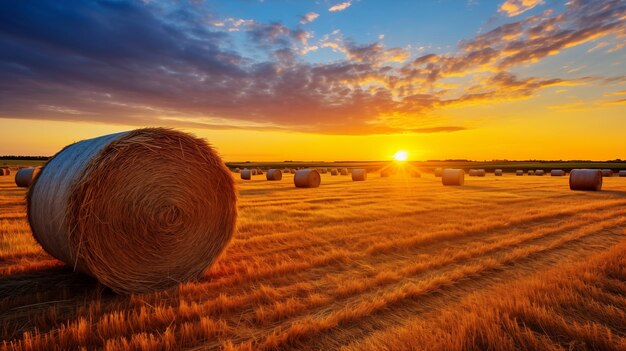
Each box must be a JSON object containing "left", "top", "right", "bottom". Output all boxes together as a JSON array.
[{"left": 1, "top": 172, "right": 626, "bottom": 350}]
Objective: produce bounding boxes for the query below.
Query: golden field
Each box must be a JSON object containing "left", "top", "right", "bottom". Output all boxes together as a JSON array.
[{"left": 1, "top": 170, "right": 626, "bottom": 350}]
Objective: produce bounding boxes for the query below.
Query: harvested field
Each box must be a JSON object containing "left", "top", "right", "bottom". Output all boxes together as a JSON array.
[{"left": 1, "top": 172, "right": 626, "bottom": 350}]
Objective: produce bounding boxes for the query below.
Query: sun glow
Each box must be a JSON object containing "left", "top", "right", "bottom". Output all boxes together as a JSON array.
[{"left": 393, "top": 150, "right": 408, "bottom": 161}]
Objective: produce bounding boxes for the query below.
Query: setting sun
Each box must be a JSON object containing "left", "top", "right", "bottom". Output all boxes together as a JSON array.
[{"left": 393, "top": 150, "right": 408, "bottom": 161}]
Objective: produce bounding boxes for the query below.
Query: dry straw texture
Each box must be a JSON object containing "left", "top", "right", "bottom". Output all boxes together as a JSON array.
[
  {"left": 494, "top": 169, "right": 503, "bottom": 176},
  {"left": 351, "top": 169, "right": 367, "bottom": 181},
  {"left": 441, "top": 169, "right": 464, "bottom": 186},
  {"left": 551, "top": 170, "right": 565, "bottom": 176},
  {"left": 330, "top": 169, "right": 338, "bottom": 176},
  {"left": 241, "top": 169, "right": 252, "bottom": 180},
  {"left": 569, "top": 169, "right": 602, "bottom": 191},
  {"left": 294, "top": 169, "right": 321, "bottom": 188},
  {"left": 266, "top": 169, "right": 282, "bottom": 181},
  {"left": 340, "top": 168, "right": 349, "bottom": 175},
  {"left": 601, "top": 169, "right": 613, "bottom": 177},
  {"left": 14, "top": 167, "right": 41, "bottom": 188},
  {"left": 27, "top": 128, "right": 237, "bottom": 294}
]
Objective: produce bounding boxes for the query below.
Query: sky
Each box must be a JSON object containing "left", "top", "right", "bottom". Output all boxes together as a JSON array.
[{"left": 0, "top": 0, "right": 625, "bottom": 161}]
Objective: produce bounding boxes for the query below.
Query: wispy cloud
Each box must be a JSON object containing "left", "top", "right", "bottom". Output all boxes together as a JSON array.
[
  {"left": 300, "top": 12, "right": 319, "bottom": 24},
  {"left": 499, "top": 0, "right": 543, "bottom": 17},
  {"left": 328, "top": 1, "right": 352, "bottom": 12}
]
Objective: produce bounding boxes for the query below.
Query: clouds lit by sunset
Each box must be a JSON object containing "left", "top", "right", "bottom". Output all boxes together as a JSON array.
[{"left": 0, "top": 0, "right": 624, "bottom": 160}]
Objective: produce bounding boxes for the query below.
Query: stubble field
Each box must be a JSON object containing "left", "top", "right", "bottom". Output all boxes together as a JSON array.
[{"left": 1, "top": 170, "right": 626, "bottom": 350}]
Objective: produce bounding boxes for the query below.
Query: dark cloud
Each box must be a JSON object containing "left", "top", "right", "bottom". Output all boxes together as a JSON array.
[{"left": 0, "top": 0, "right": 623, "bottom": 135}]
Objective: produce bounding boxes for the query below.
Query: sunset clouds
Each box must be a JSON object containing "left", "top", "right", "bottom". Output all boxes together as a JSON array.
[{"left": 0, "top": 0, "right": 624, "bottom": 136}]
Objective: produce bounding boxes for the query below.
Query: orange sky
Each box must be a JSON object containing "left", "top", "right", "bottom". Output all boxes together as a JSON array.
[{"left": 0, "top": 0, "right": 625, "bottom": 161}]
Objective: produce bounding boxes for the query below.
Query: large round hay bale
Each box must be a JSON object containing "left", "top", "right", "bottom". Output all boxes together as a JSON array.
[
  {"left": 15, "top": 167, "right": 42, "bottom": 188},
  {"left": 352, "top": 169, "right": 367, "bottom": 181},
  {"left": 294, "top": 169, "right": 321, "bottom": 188},
  {"left": 283, "top": 168, "right": 291, "bottom": 174},
  {"left": 476, "top": 169, "right": 485, "bottom": 177},
  {"left": 535, "top": 170, "right": 545, "bottom": 176},
  {"left": 290, "top": 168, "right": 297, "bottom": 174},
  {"left": 241, "top": 169, "right": 252, "bottom": 180},
  {"left": 528, "top": 170, "right": 535, "bottom": 175},
  {"left": 266, "top": 169, "right": 282, "bottom": 181},
  {"left": 601, "top": 169, "right": 613, "bottom": 177},
  {"left": 330, "top": 169, "right": 338, "bottom": 176},
  {"left": 570, "top": 169, "right": 602, "bottom": 191},
  {"left": 256, "top": 168, "right": 263, "bottom": 175},
  {"left": 27, "top": 128, "right": 237, "bottom": 294},
  {"left": 442, "top": 169, "right": 464, "bottom": 186},
  {"left": 551, "top": 170, "right": 565, "bottom": 176},
  {"left": 340, "top": 168, "right": 349, "bottom": 175},
  {"left": 0, "top": 168, "right": 6, "bottom": 176},
  {"left": 434, "top": 168, "right": 443, "bottom": 177},
  {"left": 494, "top": 169, "right": 503, "bottom": 176},
  {"left": 516, "top": 170, "right": 524, "bottom": 176},
  {"left": 619, "top": 170, "right": 626, "bottom": 177},
  {"left": 320, "top": 168, "right": 327, "bottom": 174},
  {"left": 468, "top": 169, "right": 477, "bottom": 177}
]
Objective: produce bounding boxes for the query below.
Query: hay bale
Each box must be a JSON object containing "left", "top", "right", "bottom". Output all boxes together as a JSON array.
[
  {"left": 0, "top": 168, "right": 6, "bottom": 176},
  {"left": 294, "top": 169, "right": 321, "bottom": 188},
  {"left": 476, "top": 169, "right": 486, "bottom": 177},
  {"left": 441, "top": 169, "right": 464, "bottom": 186},
  {"left": 468, "top": 169, "right": 477, "bottom": 177},
  {"left": 601, "top": 169, "right": 613, "bottom": 177},
  {"left": 290, "top": 168, "right": 297, "bottom": 174},
  {"left": 494, "top": 169, "right": 503, "bottom": 176},
  {"left": 234, "top": 168, "right": 241, "bottom": 173},
  {"left": 283, "top": 168, "right": 290, "bottom": 174},
  {"left": 320, "top": 168, "right": 327, "bottom": 174},
  {"left": 15, "top": 167, "right": 42, "bottom": 188},
  {"left": 434, "top": 168, "right": 443, "bottom": 177},
  {"left": 528, "top": 170, "right": 535, "bottom": 175},
  {"left": 340, "top": 168, "right": 349, "bottom": 175},
  {"left": 535, "top": 170, "right": 545, "bottom": 176},
  {"left": 551, "top": 170, "right": 565, "bottom": 176},
  {"left": 352, "top": 169, "right": 367, "bottom": 181},
  {"left": 619, "top": 170, "right": 626, "bottom": 177},
  {"left": 516, "top": 170, "right": 524, "bottom": 176},
  {"left": 330, "top": 169, "right": 338, "bottom": 176},
  {"left": 241, "top": 169, "right": 252, "bottom": 180},
  {"left": 266, "top": 169, "right": 282, "bottom": 181},
  {"left": 570, "top": 169, "right": 602, "bottom": 191},
  {"left": 256, "top": 168, "right": 263, "bottom": 175},
  {"left": 27, "top": 128, "right": 237, "bottom": 294}
]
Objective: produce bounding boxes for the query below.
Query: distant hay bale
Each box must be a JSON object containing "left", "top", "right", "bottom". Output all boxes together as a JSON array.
[
  {"left": 0, "top": 167, "right": 10, "bottom": 176},
  {"left": 494, "top": 169, "right": 503, "bottom": 176},
  {"left": 283, "top": 168, "right": 290, "bottom": 174},
  {"left": 250, "top": 169, "right": 258, "bottom": 176},
  {"left": 27, "top": 128, "right": 237, "bottom": 294},
  {"left": 234, "top": 168, "right": 241, "bottom": 173},
  {"left": 330, "top": 169, "right": 338, "bottom": 176},
  {"left": 340, "top": 168, "right": 349, "bottom": 175},
  {"left": 570, "top": 169, "right": 602, "bottom": 191},
  {"left": 241, "top": 169, "right": 252, "bottom": 180},
  {"left": 352, "top": 169, "right": 367, "bottom": 181},
  {"left": 551, "top": 170, "right": 565, "bottom": 176},
  {"left": 256, "top": 168, "right": 263, "bottom": 175},
  {"left": 528, "top": 170, "right": 535, "bottom": 175},
  {"left": 266, "top": 169, "right": 282, "bottom": 181},
  {"left": 15, "top": 167, "right": 42, "bottom": 188},
  {"left": 535, "top": 170, "right": 545, "bottom": 176},
  {"left": 441, "top": 169, "right": 464, "bottom": 186},
  {"left": 516, "top": 170, "right": 524, "bottom": 176},
  {"left": 294, "top": 169, "right": 321, "bottom": 188},
  {"left": 434, "top": 168, "right": 443, "bottom": 177},
  {"left": 469, "top": 169, "right": 477, "bottom": 177},
  {"left": 619, "top": 170, "right": 626, "bottom": 177},
  {"left": 290, "top": 169, "right": 297, "bottom": 174},
  {"left": 476, "top": 169, "right": 486, "bottom": 177},
  {"left": 601, "top": 169, "right": 613, "bottom": 177},
  {"left": 320, "top": 168, "right": 327, "bottom": 174}
]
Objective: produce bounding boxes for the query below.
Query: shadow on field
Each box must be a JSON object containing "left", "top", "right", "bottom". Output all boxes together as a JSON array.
[
  {"left": 597, "top": 189, "right": 626, "bottom": 197},
  {"left": 0, "top": 266, "right": 106, "bottom": 300}
]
